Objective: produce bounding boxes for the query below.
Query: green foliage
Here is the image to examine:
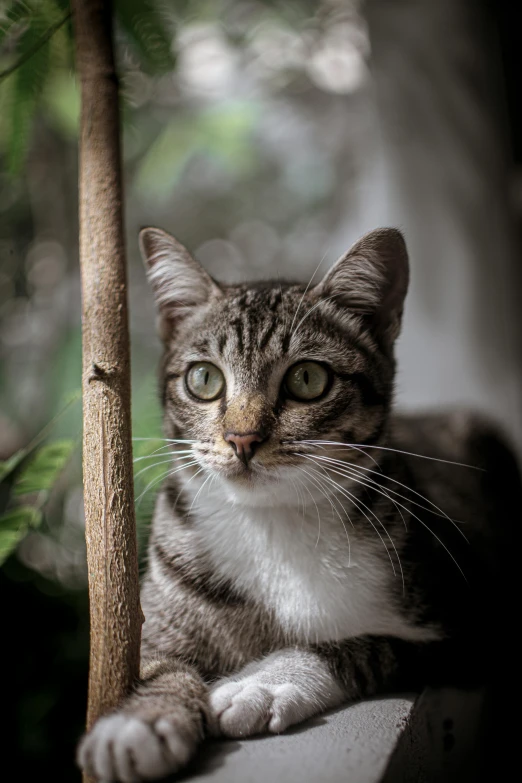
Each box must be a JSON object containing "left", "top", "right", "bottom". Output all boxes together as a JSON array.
[
  {"left": 0, "top": 0, "right": 176, "bottom": 173},
  {"left": 0, "top": 443, "right": 32, "bottom": 485},
  {"left": 0, "top": 505, "right": 42, "bottom": 565},
  {"left": 0, "top": 0, "right": 35, "bottom": 48},
  {"left": 135, "top": 102, "right": 260, "bottom": 200},
  {"left": 0, "top": 0, "right": 69, "bottom": 173},
  {"left": 42, "top": 68, "right": 79, "bottom": 137},
  {"left": 14, "top": 439, "right": 76, "bottom": 496},
  {"left": 0, "top": 391, "right": 80, "bottom": 565},
  {"left": 0, "top": 437, "right": 75, "bottom": 564},
  {"left": 114, "top": 0, "right": 176, "bottom": 74}
]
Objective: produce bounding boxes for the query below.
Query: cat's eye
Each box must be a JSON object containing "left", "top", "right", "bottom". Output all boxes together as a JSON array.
[
  {"left": 186, "top": 362, "right": 225, "bottom": 401},
  {"left": 284, "top": 361, "right": 330, "bottom": 401}
]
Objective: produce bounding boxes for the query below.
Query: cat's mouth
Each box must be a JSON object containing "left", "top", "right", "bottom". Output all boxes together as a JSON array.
[
  {"left": 202, "top": 450, "right": 307, "bottom": 487},
  {"left": 217, "top": 458, "right": 269, "bottom": 481},
  {"left": 185, "top": 441, "right": 311, "bottom": 487}
]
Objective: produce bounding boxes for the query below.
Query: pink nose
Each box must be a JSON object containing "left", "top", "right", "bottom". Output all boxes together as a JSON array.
[{"left": 224, "top": 432, "right": 265, "bottom": 466}]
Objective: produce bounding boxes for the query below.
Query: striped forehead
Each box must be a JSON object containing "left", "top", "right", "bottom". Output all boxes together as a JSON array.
[
  {"left": 213, "top": 287, "right": 290, "bottom": 359},
  {"left": 190, "top": 286, "right": 366, "bottom": 364},
  {"left": 171, "top": 283, "right": 377, "bottom": 385}
]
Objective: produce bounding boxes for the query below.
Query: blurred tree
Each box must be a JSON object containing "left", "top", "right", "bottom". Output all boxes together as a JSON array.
[
  {"left": 72, "top": 0, "right": 142, "bottom": 760},
  {"left": 1, "top": 0, "right": 159, "bottom": 763}
]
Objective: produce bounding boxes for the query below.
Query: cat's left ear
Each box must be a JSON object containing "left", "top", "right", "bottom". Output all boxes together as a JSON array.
[
  {"left": 139, "top": 227, "right": 222, "bottom": 340},
  {"left": 314, "top": 228, "right": 409, "bottom": 347}
]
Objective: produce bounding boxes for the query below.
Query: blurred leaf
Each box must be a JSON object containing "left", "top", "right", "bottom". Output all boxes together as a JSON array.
[
  {"left": 7, "top": 37, "right": 49, "bottom": 172},
  {"left": 43, "top": 69, "right": 79, "bottom": 137},
  {"left": 0, "top": 505, "right": 42, "bottom": 565},
  {"left": 0, "top": 393, "right": 79, "bottom": 568},
  {"left": 2, "top": 1, "right": 68, "bottom": 173},
  {"left": 48, "top": 333, "right": 82, "bottom": 438},
  {"left": 0, "top": 447, "right": 31, "bottom": 484},
  {"left": 63, "top": 388, "right": 82, "bottom": 407},
  {"left": 0, "top": 391, "right": 80, "bottom": 491},
  {"left": 134, "top": 117, "right": 194, "bottom": 199},
  {"left": 0, "top": 1, "right": 68, "bottom": 67},
  {"left": 114, "top": 0, "right": 176, "bottom": 74},
  {"left": 201, "top": 103, "right": 260, "bottom": 170},
  {"left": 135, "top": 102, "right": 259, "bottom": 199},
  {"left": 14, "top": 439, "right": 75, "bottom": 497},
  {"left": 46, "top": 6, "right": 73, "bottom": 70},
  {"left": 0, "top": 0, "right": 32, "bottom": 48},
  {"left": 0, "top": 394, "right": 78, "bottom": 514}
]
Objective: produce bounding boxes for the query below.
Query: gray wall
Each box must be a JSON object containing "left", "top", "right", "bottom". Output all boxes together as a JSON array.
[{"left": 346, "top": 0, "right": 522, "bottom": 452}]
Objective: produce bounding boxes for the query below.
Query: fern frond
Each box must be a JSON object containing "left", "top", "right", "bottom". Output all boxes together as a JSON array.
[
  {"left": 114, "top": 0, "right": 176, "bottom": 75},
  {"left": 1, "top": 1, "right": 71, "bottom": 172}
]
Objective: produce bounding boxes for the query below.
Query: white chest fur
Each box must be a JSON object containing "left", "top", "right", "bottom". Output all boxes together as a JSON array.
[{"left": 189, "top": 480, "right": 438, "bottom": 644}]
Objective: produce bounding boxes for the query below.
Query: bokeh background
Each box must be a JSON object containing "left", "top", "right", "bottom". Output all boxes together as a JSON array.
[{"left": 1, "top": 0, "right": 521, "bottom": 778}]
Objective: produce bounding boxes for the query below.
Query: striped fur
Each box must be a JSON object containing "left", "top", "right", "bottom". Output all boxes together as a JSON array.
[{"left": 78, "top": 227, "right": 520, "bottom": 782}]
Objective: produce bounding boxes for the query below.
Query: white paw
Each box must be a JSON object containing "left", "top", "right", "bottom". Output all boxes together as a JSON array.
[
  {"left": 77, "top": 712, "right": 192, "bottom": 782},
  {"left": 209, "top": 678, "right": 311, "bottom": 738}
]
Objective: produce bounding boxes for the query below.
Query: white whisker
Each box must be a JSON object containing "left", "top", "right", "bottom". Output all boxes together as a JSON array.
[
  {"left": 183, "top": 466, "right": 205, "bottom": 488},
  {"left": 291, "top": 294, "right": 340, "bottom": 342},
  {"left": 298, "top": 439, "right": 482, "bottom": 471},
  {"left": 297, "top": 467, "right": 352, "bottom": 566},
  {"left": 305, "top": 457, "right": 467, "bottom": 583},
  {"left": 288, "top": 249, "right": 329, "bottom": 337},
  {"left": 310, "top": 453, "right": 467, "bottom": 540},
  {"left": 289, "top": 476, "right": 306, "bottom": 519},
  {"left": 133, "top": 453, "right": 195, "bottom": 480},
  {"left": 275, "top": 271, "right": 288, "bottom": 333},
  {"left": 135, "top": 460, "right": 200, "bottom": 506},
  {"left": 309, "top": 456, "right": 410, "bottom": 533},
  {"left": 133, "top": 448, "right": 193, "bottom": 463},
  {"left": 133, "top": 437, "right": 197, "bottom": 443},
  {"left": 295, "top": 472, "right": 323, "bottom": 548},
  {"left": 189, "top": 472, "right": 213, "bottom": 514},
  {"left": 288, "top": 439, "right": 382, "bottom": 469},
  {"left": 303, "top": 462, "right": 405, "bottom": 592}
]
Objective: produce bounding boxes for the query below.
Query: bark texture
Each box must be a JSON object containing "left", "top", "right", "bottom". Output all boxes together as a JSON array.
[{"left": 72, "top": 0, "right": 142, "bottom": 760}]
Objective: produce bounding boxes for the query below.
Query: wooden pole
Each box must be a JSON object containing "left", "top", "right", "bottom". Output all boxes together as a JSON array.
[{"left": 72, "top": 2, "right": 142, "bottom": 776}]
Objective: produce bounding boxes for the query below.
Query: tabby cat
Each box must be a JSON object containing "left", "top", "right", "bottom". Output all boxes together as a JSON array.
[{"left": 78, "top": 227, "right": 519, "bottom": 782}]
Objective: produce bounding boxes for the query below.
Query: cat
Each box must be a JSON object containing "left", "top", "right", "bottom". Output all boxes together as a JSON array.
[{"left": 78, "top": 226, "right": 520, "bottom": 782}]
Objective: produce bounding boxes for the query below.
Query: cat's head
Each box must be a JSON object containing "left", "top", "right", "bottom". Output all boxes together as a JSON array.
[{"left": 140, "top": 227, "right": 409, "bottom": 501}]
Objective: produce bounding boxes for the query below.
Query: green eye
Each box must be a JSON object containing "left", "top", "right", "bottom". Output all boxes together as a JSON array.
[
  {"left": 284, "top": 362, "right": 330, "bottom": 401},
  {"left": 186, "top": 362, "right": 225, "bottom": 401}
]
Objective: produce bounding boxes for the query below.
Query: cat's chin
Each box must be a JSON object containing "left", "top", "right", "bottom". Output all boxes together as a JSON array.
[{"left": 217, "top": 466, "right": 308, "bottom": 508}]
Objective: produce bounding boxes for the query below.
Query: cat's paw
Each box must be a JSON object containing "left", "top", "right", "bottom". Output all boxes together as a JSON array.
[
  {"left": 77, "top": 712, "right": 193, "bottom": 782},
  {"left": 209, "top": 678, "right": 311, "bottom": 738}
]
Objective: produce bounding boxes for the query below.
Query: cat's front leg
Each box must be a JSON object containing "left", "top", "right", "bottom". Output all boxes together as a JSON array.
[
  {"left": 209, "top": 636, "right": 422, "bottom": 739},
  {"left": 77, "top": 657, "right": 210, "bottom": 782},
  {"left": 209, "top": 648, "right": 345, "bottom": 738}
]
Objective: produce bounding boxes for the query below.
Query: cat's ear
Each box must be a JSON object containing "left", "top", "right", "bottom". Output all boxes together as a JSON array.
[
  {"left": 139, "top": 227, "right": 222, "bottom": 339},
  {"left": 314, "top": 228, "right": 409, "bottom": 346}
]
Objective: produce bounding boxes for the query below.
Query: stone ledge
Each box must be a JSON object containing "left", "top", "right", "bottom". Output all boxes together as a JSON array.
[{"left": 177, "top": 696, "right": 415, "bottom": 783}]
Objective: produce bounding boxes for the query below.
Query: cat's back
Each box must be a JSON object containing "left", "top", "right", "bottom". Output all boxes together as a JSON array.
[
  {"left": 388, "top": 409, "right": 520, "bottom": 645},
  {"left": 390, "top": 408, "right": 521, "bottom": 547},
  {"left": 390, "top": 408, "right": 519, "bottom": 482}
]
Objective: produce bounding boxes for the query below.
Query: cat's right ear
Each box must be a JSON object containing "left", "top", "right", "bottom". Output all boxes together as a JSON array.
[{"left": 139, "top": 227, "right": 222, "bottom": 340}]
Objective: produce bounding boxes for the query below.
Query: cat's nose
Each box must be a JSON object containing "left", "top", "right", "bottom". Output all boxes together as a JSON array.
[{"left": 224, "top": 431, "right": 265, "bottom": 467}]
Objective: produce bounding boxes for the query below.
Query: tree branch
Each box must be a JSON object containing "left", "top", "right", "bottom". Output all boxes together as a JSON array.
[{"left": 71, "top": 3, "right": 143, "bottom": 781}]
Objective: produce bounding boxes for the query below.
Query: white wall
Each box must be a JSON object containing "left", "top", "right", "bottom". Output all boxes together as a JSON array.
[{"left": 335, "top": 0, "right": 522, "bottom": 452}]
